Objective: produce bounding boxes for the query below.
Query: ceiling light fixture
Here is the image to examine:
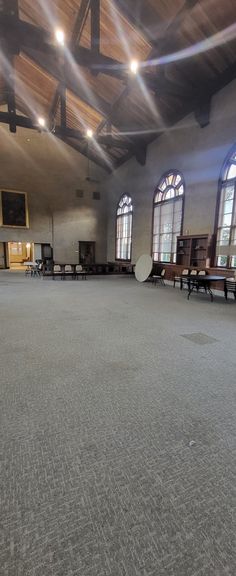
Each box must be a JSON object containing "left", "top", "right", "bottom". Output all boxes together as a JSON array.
[
  {"left": 55, "top": 28, "right": 65, "bottom": 46},
  {"left": 130, "top": 59, "right": 139, "bottom": 74},
  {"left": 86, "top": 128, "right": 93, "bottom": 139},
  {"left": 37, "top": 116, "right": 46, "bottom": 128}
]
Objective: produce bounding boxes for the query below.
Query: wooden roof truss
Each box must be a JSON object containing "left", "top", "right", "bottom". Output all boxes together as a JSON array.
[{"left": 0, "top": 0, "right": 236, "bottom": 172}]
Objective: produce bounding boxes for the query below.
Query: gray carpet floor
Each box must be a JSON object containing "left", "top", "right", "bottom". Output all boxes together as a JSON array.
[{"left": 0, "top": 271, "right": 236, "bottom": 576}]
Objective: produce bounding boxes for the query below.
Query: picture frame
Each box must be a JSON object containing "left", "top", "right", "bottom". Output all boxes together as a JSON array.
[{"left": 0, "top": 189, "right": 29, "bottom": 228}]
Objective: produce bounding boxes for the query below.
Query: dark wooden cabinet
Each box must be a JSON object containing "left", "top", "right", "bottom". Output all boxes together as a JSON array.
[{"left": 176, "top": 235, "right": 210, "bottom": 268}]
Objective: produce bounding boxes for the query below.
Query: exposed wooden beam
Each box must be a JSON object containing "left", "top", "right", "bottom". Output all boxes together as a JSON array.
[
  {"left": 112, "top": 0, "right": 200, "bottom": 110},
  {"left": 113, "top": 0, "right": 199, "bottom": 50},
  {"left": 112, "top": 1, "right": 155, "bottom": 43},
  {"left": 1, "top": 9, "right": 236, "bottom": 171},
  {"left": 0, "top": 111, "right": 35, "bottom": 129},
  {"left": 114, "top": 148, "right": 135, "bottom": 170},
  {"left": 6, "top": 54, "right": 16, "bottom": 133},
  {"left": 114, "top": 58, "right": 236, "bottom": 169},
  {"left": 25, "top": 47, "right": 111, "bottom": 118},
  {"left": 60, "top": 79, "right": 66, "bottom": 134},
  {"left": 50, "top": 0, "right": 91, "bottom": 124},
  {"left": 0, "top": 30, "right": 17, "bottom": 132},
  {"left": 134, "top": 141, "right": 147, "bottom": 166},
  {"left": 49, "top": 85, "right": 61, "bottom": 124},
  {"left": 209, "top": 60, "right": 236, "bottom": 95},
  {"left": 0, "top": 111, "right": 131, "bottom": 149},
  {"left": 71, "top": 0, "right": 91, "bottom": 46},
  {"left": 0, "top": 110, "right": 112, "bottom": 172},
  {"left": 150, "top": 0, "right": 200, "bottom": 56},
  {"left": 0, "top": 14, "right": 50, "bottom": 55},
  {"left": 3, "top": 18, "right": 125, "bottom": 78},
  {"left": 0, "top": 14, "right": 195, "bottom": 143},
  {"left": 72, "top": 46, "right": 125, "bottom": 79},
  {"left": 1, "top": 12, "right": 112, "bottom": 76},
  {"left": 0, "top": 0, "right": 18, "bottom": 16},
  {"left": 96, "top": 86, "right": 128, "bottom": 133},
  {"left": 144, "top": 70, "right": 194, "bottom": 99},
  {"left": 91, "top": 0, "right": 100, "bottom": 55}
]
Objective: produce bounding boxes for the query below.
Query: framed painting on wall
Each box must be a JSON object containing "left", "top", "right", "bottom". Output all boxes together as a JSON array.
[{"left": 0, "top": 190, "right": 29, "bottom": 228}]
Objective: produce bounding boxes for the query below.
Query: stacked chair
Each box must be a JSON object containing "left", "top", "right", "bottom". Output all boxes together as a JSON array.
[{"left": 224, "top": 277, "right": 236, "bottom": 300}]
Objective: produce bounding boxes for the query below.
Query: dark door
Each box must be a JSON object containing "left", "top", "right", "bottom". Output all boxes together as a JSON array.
[
  {"left": 79, "top": 242, "right": 95, "bottom": 265},
  {"left": 42, "top": 244, "right": 53, "bottom": 260}
]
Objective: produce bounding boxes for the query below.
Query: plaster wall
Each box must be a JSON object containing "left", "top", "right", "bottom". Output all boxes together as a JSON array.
[
  {"left": 106, "top": 79, "right": 236, "bottom": 263},
  {"left": 0, "top": 125, "right": 107, "bottom": 263}
]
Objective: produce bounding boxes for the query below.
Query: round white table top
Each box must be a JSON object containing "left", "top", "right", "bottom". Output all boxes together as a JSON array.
[{"left": 135, "top": 254, "right": 152, "bottom": 283}]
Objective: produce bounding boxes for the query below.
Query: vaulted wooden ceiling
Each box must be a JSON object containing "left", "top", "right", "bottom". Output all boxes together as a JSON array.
[{"left": 0, "top": 0, "right": 236, "bottom": 172}]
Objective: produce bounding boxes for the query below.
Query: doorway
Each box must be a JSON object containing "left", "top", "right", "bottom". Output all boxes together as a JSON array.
[
  {"left": 79, "top": 241, "right": 95, "bottom": 265},
  {"left": 8, "top": 242, "right": 34, "bottom": 269},
  {"left": 0, "top": 242, "right": 6, "bottom": 268}
]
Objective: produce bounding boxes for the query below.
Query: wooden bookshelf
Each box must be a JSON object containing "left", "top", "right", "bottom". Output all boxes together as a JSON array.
[{"left": 176, "top": 235, "right": 209, "bottom": 268}]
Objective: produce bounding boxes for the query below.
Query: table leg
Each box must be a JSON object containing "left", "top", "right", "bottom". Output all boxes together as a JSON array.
[
  {"left": 207, "top": 286, "right": 214, "bottom": 302},
  {"left": 187, "top": 279, "right": 192, "bottom": 300}
]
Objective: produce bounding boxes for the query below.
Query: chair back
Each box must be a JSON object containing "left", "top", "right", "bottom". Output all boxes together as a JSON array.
[
  {"left": 37, "top": 263, "right": 43, "bottom": 273},
  {"left": 198, "top": 270, "right": 206, "bottom": 276},
  {"left": 182, "top": 269, "right": 189, "bottom": 276},
  {"left": 226, "top": 278, "right": 236, "bottom": 287},
  {"left": 190, "top": 269, "right": 197, "bottom": 275},
  {"left": 161, "top": 269, "right": 165, "bottom": 277},
  {"left": 65, "top": 264, "right": 72, "bottom": 272},
  {"left": 53, "top": 264, "right": 61, "bottom": 272},
  {"left": 76, "top": 265, "right": 83, "bottom": 272}
]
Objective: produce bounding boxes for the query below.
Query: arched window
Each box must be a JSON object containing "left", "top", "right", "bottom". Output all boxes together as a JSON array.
[
  {"left": 152, "top": 171, "right": 184, "bottom": 263},
  {"left": 216, "top": 148, "right": 236, "bottom": 268},
  {"left": 116, "top": 194, "right": 133, "bottom": 260}
]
